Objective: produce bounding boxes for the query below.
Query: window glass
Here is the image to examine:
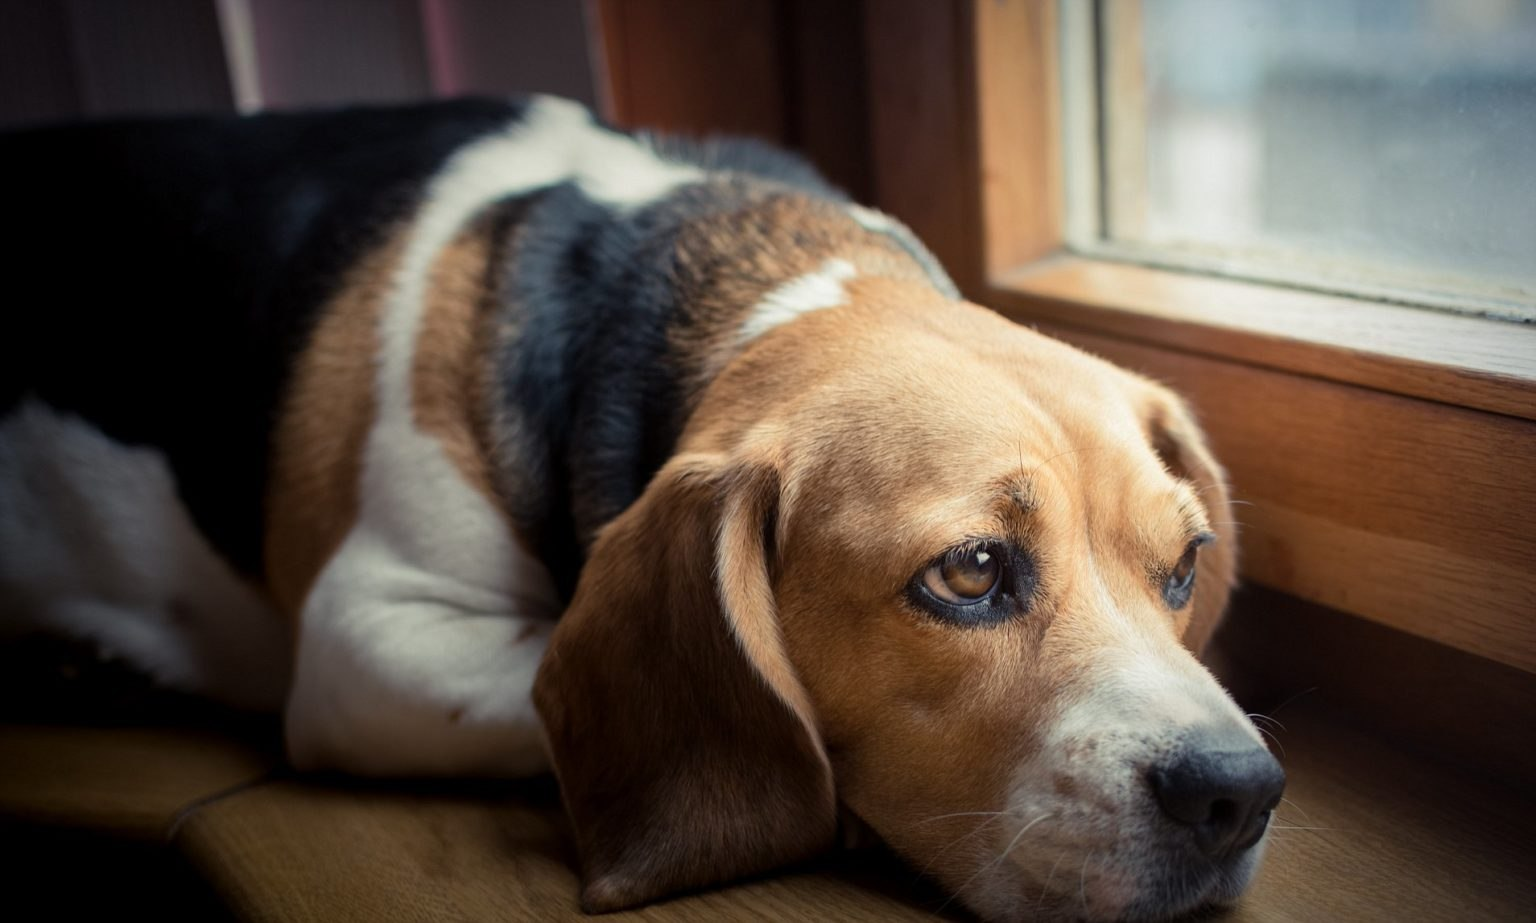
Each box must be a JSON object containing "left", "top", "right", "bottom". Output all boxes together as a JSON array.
[{"left": 1098, "top": 0, "right": 1536, "bottom": 318}]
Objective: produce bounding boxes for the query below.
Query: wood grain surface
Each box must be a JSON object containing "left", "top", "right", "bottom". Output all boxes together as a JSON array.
[
  {"left": 0, "top": 724, "right": 273, "bottom": 840},
  {"left": 4, "top": 700, "right": 1529, "bottom": 921},
  {"left": 1026, "top": 323, "right": 1536, "bottom": 675}
]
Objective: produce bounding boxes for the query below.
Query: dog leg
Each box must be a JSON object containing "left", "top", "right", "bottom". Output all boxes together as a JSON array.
[{"left": 284, "top": 533, "right": 555, "bottom": 778}]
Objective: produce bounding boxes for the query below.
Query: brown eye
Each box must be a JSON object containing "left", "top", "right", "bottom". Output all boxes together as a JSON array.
[{"left": 922, "top": 547, "right": 1002, "bottom": 605}]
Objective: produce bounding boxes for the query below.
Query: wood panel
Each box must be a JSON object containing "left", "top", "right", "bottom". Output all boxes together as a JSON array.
[
  {"left": 1223, "top": 703, "right": 1536, "bottom": 923},
  {"left": 972, "top": 0, "right": 1062, "bottom": 270},
  {"left": 591, "top": 0, "right": 873, "bottom": 197},
  {"left": 998, "top": 258, "right": 1536, "bottom": 422},
  {"left": 1, "top": 704, "right": 1520, "bottom": 921},
  {"left": 1023, "top": 320, "right": 1536, "bottom": 673},
  {"left": 168, "top": 708, "right": 1535, "bottom": 921},
  {"left": 1217, "top": 585, "right": 1536, "bottom": 787},
  {"left": 178, "top": 779, "right": 952, "bottom": 921},
  {"left": 0, "top": 725, "right": 272, "bottom": 840},
  {"left": 863, "top": 0, "right": 1536, "bottom": 665},
  {"left": 863, "top": 0, "right": 981, "bottom": 292},
  {"left": 594, "top": 0, "right": 785, "bottom": 138},
  {"left": 782, "top": 0, "right": 873, "bottom": 201}
]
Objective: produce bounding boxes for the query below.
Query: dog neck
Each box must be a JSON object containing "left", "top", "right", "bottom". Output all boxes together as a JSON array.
[{"left": 477, "top": 176, "right": 952, "bottom": 600}]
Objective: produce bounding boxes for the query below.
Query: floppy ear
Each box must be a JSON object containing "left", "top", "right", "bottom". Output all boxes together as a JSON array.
[
  {"left": 1142, "top": 388, "right": 1239, "bottom": 657},
  {"left": 532, "top": 451, "right": 836, "bottom": 912}
]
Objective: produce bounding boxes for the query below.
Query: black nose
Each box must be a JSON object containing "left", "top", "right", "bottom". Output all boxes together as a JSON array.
[{"left": 1149, "top": 732, "right": 1285, "bottom": 858}]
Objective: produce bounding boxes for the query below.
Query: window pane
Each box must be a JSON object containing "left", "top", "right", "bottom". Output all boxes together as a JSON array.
[{"left": 1101, "top": 0, "right": 1536, "bottom": 317}]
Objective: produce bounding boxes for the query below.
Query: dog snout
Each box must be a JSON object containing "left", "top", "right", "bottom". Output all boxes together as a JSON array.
[{"left": 1148, "top": 729, "right": 1285, "bottom": 859}]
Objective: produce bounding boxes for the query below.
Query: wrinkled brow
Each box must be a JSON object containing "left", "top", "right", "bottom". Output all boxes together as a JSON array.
[
  {"left": 1172, "top": 482, "right": 1213, "bottom": 537},
  {"left": 989, "top": 474, "right": 1039, "bottom": 524}
]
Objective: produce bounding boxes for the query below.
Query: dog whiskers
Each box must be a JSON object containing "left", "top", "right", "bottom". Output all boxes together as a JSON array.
[
  {"left": 912, "top": 811, "right": 1016, "bottom": 883},
  {"left": 1246, "top": 713, "right": 1287, "bottom": 757},
  {"left": 1271, "top": 810, "right": 1336, "bottom": 833},
  {"left": 1247, "top": 712, "right": 1288, "bottom": 733},
  {"left": 1252, "top": 725, "right": 1286, "bottom": 757},
  {"left": 914, "top": 810, "right": 1018, "bottom": 826},
  {"left": 935, "top": 812, "right": 1054, "bottom": 914},
  {"left": 1039, "top": 852, "right": 1066, "bottom": 902},
  {"left": 1279, "top": 795, "right": 1313, "bottom": 823}
]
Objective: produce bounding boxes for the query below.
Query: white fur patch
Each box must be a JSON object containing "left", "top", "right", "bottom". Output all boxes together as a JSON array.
[
  {"left": 737, "top": 257, "right": 859, "bottom": 345},
  {"left": 285, "top": 96, "right": 702, "bottom": 777},
  {"left": 847, "top": 203, "right": 897, "bottom": 233},
  {"left": 0, "top": 400, "right": 289, "bottom": 710},
  {"left": 970, "top": 639, "right": 1265, "bottom": 918}
]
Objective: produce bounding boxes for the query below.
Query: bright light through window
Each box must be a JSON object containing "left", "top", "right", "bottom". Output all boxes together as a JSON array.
[{"left": 1083, "top": 0, "right": 1536, "bottom": 320}]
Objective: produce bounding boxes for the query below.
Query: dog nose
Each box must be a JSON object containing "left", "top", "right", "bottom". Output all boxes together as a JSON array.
[{"left": 1149, "top": 732, "right": 1285, "bottom": 858}]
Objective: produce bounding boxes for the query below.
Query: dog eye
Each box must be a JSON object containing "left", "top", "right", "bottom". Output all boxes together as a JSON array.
[
  {"left": 921, "top": 546, "right": 1003, "bottom": 606},
  {"left": 1164, "top": 534, "right": 1214, "bottom": 609}
]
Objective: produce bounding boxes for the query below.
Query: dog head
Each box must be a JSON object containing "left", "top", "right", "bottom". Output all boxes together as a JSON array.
[{"left": 533, "top": 280, "right": 1279, "bottom": 921}]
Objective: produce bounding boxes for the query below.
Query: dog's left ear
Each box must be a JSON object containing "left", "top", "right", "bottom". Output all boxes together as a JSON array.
[
  {"left": 1140, "top": 386, "right": 1239, "bottom": 656},
  {"left": 533, "top": 449, "right": 836, "bottom": 912}
]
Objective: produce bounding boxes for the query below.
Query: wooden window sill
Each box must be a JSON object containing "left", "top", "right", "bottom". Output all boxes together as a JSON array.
[
  {"left": 990, "top": 257, "right": 1536, "bottom": 421},
  {"left": 982, "top": 258, "right": 1536, "bottom": 675},
  {"left": 863, "top": 0, "right": 1533, "bottom": 679}
]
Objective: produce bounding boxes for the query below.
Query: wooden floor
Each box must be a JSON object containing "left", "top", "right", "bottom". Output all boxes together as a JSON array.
[{"left": 2, "top": 696, "right": 1531, "bottom": 922}]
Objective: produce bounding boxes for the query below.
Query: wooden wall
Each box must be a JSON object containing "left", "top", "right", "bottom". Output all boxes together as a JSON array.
[{"left": 594, "top": 0, "right": 872, "bottom": 199}]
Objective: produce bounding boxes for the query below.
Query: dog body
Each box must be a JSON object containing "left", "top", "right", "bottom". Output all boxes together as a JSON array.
[{"left": 0, "top": 96, "right": 1280, "bottom": 921}]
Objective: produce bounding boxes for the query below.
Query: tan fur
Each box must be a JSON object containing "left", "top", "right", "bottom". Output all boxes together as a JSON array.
[
  {"left": 535, "top": 277, "right": 1242, "bottom": 915},
  {"left": 668, "top": 191, "right": 932, "bottom": 401},
  {"left": 265, "top": 234, "right": 402, "bottom": 618},
  {"left": 267, "top": 215, "right": 524, "bottom": 621},
  {"left": 410, "top": 214, "right": 505, "bottom": 507}
]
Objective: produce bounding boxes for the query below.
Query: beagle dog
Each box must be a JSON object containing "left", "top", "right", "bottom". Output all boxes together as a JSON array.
[{"left": 0, "top": 95, "right": 1282, "bottom": 921}]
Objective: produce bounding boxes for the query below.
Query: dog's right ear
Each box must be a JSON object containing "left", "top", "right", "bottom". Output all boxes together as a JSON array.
[
  {"left": 1139, "top": 385, "right": 1239, "bottom": 657},
  {"left": 532, "top": 451, "right": 836, "bottom": 912}
]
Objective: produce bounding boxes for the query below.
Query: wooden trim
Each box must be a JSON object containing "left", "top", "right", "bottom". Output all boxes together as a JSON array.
[
  {"left": 1216, "top": 585, "right": 1536, "bottom": 788},
  {"left": 589, "top": 0, "right": 626, "bottom": 123},
  {"left": 781, "top": 0, "right": 874, "bottom": 202},
  {"left": 871, "top": 0, "right": 1536, "bottom": 422},
  {"left": 864, "top": 0, "right": 983, "bottom": 293},
  {"left": 994, "top": 258, "right": 1536, "bottom": 422},
  {"left": 591, "top": 0, "right": 784, "bottom": 139},
  {"left": 1097, "top": 0, "right": 1147, "bottom": 240},
  {"left": 1029, "top": 320, "right": 1536, "bottom": 674},
  {"left": 862, "top": 0, "right": 1536, "bottom": 669},
  {"left": 591, "top": 0, "right": 870, "bottom": 197},
  {"left": 972, "top": 0, "right": 1062, "bottom": 270}
]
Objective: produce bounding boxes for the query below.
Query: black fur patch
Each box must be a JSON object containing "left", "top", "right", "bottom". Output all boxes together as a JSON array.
[
  {"left": 3, "top": 98, "right": 953, "bottom": 604},
  {"left": 1, "top": 98, "right": 527, "bottom": 575},
  {"left": 491, "top": 149, "right": 850, "bottom": 599}
]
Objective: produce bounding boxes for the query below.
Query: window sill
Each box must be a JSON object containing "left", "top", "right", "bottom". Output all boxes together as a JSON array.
[
  {"left": 989, "top": 256, "right": 1536, "bottom": 422},
  {"left": 863, "top": 0, "right": 1534, "bottom": 676},
  {"left": 981, "top": 256, "right": 1536, "bottom": 675}
]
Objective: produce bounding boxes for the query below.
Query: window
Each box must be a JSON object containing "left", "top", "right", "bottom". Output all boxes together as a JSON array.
[
  {"left": 1070, "top": 0, "right": 1536, "bottom": 321},
  {"left": 864, "top": 0, "right": 1536, "bottom": 673}
]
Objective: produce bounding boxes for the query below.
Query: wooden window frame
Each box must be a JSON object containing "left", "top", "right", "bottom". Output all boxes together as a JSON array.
[{"left": 865, "top": 0, "right": 1536, "bottom": 674}]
